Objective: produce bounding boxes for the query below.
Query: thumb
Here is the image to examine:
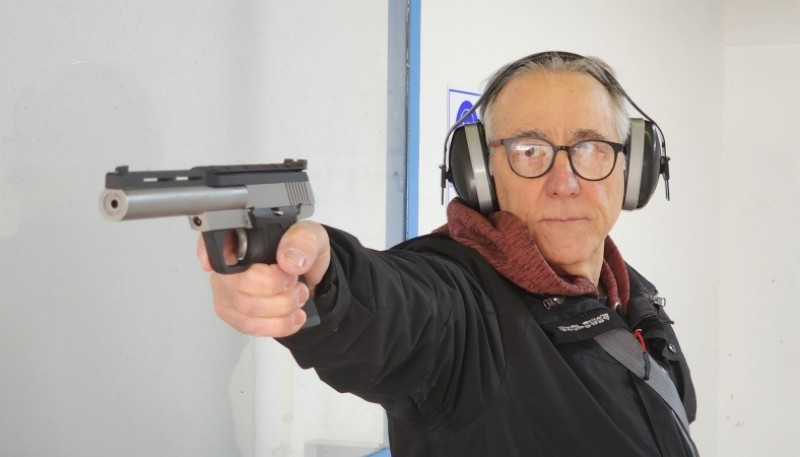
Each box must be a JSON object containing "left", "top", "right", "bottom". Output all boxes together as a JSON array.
[{"left": 276, "top": 220, "right": 330, "bottom": 289}]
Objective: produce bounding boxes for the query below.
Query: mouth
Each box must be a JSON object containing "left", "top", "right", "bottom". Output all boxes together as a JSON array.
[{"left": 541, "top": 217, "right": 587, "bottom": 225}]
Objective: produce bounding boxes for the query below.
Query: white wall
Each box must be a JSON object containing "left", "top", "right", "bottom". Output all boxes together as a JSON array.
[
  {"left": 0, "top": 1, "right": 390, "bottom": 456},
  {"left": 416, "top": 1, "right": 724, "bottom": 455},
  {"left": 247, "top": 3, "right": 394, "bottom": 453},
  {"left": 718, "top": 1, "right": 800, "bottom": 455}
]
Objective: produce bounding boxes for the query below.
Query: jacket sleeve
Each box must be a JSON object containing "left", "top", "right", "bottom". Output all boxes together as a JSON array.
[{"left": 277, "top": 227, "right": 504, "bottom": 426}]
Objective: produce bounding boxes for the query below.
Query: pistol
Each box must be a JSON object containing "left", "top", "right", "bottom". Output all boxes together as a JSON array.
[{"left": 99, "top": 158, "right": 320, "bottom": 328}]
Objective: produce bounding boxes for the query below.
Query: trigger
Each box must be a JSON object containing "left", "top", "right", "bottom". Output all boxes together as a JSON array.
[{"left": 235, "top": 228, "right": 248, "bottom": 261}]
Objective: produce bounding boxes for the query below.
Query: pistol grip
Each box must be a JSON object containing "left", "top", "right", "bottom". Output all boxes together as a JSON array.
[
  {"left": 301, "top": 288, "right": 321, "bottom": 328},
  {"left": 202, "top": 229, "right": 320, "bottom": 329}
]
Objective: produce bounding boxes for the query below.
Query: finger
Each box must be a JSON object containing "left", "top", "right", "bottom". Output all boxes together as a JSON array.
[
  {"left": 214, "top": 263, "right": 297, "bottom": 297},
  {"left": 211, "top": 273, "right": 308, "bottom": 337},
  {"left": 210, "top": 272, "right": 308, "bottom": 318},
  {"left": 215, "top": 304, "right": 307, "bottom": 338},
  {"left": 276, "top": 221, "right": 331, "bottom": 287},
  {"left": 221, "top": 230, "right": 239, "bottom": 266}
]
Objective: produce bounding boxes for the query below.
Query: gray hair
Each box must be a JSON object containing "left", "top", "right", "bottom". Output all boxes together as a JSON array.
[{"left": 479, "top": 53, "right": 631, "bottom": 143}]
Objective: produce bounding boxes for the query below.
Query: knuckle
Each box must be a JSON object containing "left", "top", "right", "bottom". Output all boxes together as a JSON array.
[
  {"left": 239, "top": 316, "right": 296, "bottom": 338},
  {"left": 239, "top": 319, "right": 263, "bottom": 336},
  {"left": 234, "top": 290, "right": 297, "bottom": 319},
  {"left": 208, "top": 267, "right": 302, "bottom": 338},
  {"left": 235, "top": 295, "right": 257, "bottom": 316},
  {"left": 242, "top": 264, "right": 279, "bottom": 293}
]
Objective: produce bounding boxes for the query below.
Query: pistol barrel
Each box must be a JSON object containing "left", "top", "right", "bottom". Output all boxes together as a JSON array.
[{"left": 99, "top": 186, "right": 248, "bottom": 221}]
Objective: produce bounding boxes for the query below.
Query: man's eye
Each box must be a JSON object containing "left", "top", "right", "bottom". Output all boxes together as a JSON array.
[
  {"left": 518, "top": 145, "right": 547, "bottom": 158},
  {"left": 572, "top": 142, "right": 593, "bottom": 152}
]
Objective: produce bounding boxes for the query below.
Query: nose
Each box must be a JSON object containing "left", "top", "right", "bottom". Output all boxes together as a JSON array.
[{"left": 545, "top": 149, "right": 580, "bottom": 197}]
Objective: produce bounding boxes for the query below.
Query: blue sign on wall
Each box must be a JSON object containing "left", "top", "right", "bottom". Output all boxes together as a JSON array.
[{"left": 448, "top": 88, "right": 481, "bottom": 128}]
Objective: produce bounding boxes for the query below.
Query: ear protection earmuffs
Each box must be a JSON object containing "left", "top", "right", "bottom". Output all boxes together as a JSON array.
[{"left": 440, "top": 51, "right": 671, "bottom": 215}]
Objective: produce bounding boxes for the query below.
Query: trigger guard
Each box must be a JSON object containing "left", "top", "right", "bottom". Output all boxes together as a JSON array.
[{"left": 203, "top": 230, "right": 248, "bottom": 274}]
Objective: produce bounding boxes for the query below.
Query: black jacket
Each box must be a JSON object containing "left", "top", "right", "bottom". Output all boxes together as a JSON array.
[{"left": 280, "top": 228, "right": 697, "bottom": 456}]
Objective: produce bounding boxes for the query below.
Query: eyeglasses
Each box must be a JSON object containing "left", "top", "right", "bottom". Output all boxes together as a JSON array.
[{"left": 488, "top": 137, "right": 624, "bottom": 181}]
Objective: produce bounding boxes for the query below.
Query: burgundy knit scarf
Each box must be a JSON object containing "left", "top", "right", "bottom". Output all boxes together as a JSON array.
[{"left": 434, "top": 199, "right": 631, "bottom": 312}]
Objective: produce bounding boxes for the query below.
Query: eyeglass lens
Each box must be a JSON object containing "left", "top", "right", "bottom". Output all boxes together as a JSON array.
[{"left": 505, "top": 138, "right": 617, "bottom": 180}]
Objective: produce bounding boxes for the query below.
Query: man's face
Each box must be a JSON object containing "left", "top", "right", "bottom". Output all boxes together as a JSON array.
[{"left": 488, "top": 71, "right": 625, "bottom": 279}]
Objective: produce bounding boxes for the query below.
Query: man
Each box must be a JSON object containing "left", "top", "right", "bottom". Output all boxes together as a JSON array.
[{"left": 198, "top": 52, "right": 697, "bottom": 456}]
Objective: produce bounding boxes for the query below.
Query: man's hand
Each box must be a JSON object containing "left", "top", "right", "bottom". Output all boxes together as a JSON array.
[{"left": 197, "top": 221, "right": 331, "bottom": 337}]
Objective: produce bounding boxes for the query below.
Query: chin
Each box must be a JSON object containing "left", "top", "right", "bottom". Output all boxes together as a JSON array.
[{"left": 539, "top": 249, "right": 589, "bottom": 273}]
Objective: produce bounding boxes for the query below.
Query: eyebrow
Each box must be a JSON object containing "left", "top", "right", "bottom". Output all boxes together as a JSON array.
[
  {"left": 508, "top": 128, "right": 547, "bottom": 139},
  {"left": 506, "top": 127, "right": 611, "bottom": 142},
  {"left": 571, "top": 128, "right": 611, "bottom": 141}
]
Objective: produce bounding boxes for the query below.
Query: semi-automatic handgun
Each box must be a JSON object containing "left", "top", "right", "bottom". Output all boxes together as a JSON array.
[{"left": 99, "top": 159, "right": 319, "bottom": 327}]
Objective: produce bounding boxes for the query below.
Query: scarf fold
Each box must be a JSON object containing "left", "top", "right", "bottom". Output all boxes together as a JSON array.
[{"left": 434, "top": 199, "right": 631, "bottom": 312}]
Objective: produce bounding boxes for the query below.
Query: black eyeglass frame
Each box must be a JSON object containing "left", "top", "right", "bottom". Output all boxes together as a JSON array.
[{"left": 487, "top": 137, "right": 625, "bottom": 181}]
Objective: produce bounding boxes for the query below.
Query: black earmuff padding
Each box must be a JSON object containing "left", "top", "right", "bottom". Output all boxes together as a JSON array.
[
  {"left": 635, "top": 120, "right": 663, "bottom": 208},
  {"left": 448, "top": 123, "right": 497, "bottom": 214},
  {"left": 448, "top": 125, "right": 473, "bottom": 200},
  {"left": 623, "top": 118, "right": 664, "bottom": 210}
]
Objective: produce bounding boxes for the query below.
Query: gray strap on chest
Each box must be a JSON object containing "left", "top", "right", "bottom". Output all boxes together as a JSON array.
[{"left": 594, "top": 328, "right": 699, "bottom": 457}]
